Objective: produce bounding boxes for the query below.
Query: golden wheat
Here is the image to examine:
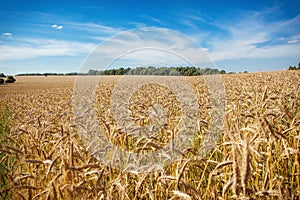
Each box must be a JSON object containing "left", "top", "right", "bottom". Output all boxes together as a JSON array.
[{"left": 0, "top": 71, "right": 299, "bottom": 199}]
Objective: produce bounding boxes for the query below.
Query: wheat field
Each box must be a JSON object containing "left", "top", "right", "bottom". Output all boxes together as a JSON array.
[{"left": 0, "top": 71, "right": 299, "bottom": 199}]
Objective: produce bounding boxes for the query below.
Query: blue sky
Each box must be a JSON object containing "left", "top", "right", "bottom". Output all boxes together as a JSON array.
[{"left": 0, "top": 0, "right": 299, "bottom": 74}]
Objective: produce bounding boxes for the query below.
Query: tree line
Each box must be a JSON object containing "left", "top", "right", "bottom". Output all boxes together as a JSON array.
[
  {"left": 15, "top": 72, "right": 85, "bottom": 76},
  {"left": 88, "top": 66, "right": 227, "bottom": 76},
  {"left": 15, "top": 67, "right": 228, "bottom": 76},
  {"left": 8, "top": 62, "right": 300, "bottom": 77}
]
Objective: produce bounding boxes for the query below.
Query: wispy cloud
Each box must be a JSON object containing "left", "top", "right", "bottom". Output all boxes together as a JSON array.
[
  {"left": 0, "top": 38, "right": 96, "bottom": 61},
  {"left": 205, "top": 11, "right": 300, "bottom": 61},
  {"left": 181, "top": 19, "right": 199, "bottom": 29},
  {"left": 128, "top": 22, "right": 147, "bottom": 28},
  {"left": 63, "top": 21, "right": 121, "bottom": 35},
  {"left": 0, "top": 21, "right": 122, "bottom": 63},
  {"left": 287, "top": 39, "right": 299, "bottom": 44},
  {"left": 178, "top": 5, "right": 300, "bottom": 63},
  {"left": 128, "top": 16, "right": 165, "bottom": 29},
  {"left": 82, "top": 28, "right": 214, "bottom": 71},
  {"left": 141, "top": 15, "right": 165, "bottom": 25},
  {"left": 185, "top": 15, "right": 207, "bottom": 23}
]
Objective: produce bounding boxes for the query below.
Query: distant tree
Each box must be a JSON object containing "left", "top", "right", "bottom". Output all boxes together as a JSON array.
[
  {"left": 169, "top": 68, "right": 180, "bottom": 76},
  {"left": 186, "top": 67, "right": 193, "bottom": 76},
  {"left": 5, "top": 75, "right": 16, "bottom": 83},
  {"left": 140, "top": 67, "right": 148, "bottom": 75},
  {"left": 109, "top": 69, "right": 114, "bottom": 75},
  {"left": 88, "top": 69, "right": 97, "bottom": 75},
  {"left": 175, "top": 66, "right": 184, "bottom": 75},
  {"left": 127, "top": 69, "right": 134, "bottom": 75},
  {"left": 288, "top": 66, "right": 297, "bottom": 70},
  {"left": 287, "top": 62, "right": 300, "bottom": 70},
  {"left": 124, "top": 68, "right": 131, "bottom": 74},
  {"left": 158, "top": 67, "right": 170, "bottom": 76},
  {"left": 65, "top": 72, "right": 81, "bottom": 76},
  {"left": 200, "top": 68, "right": 212, "bottom": 75},
  {"left": 243, "top": 71, "right": 248, "bottom": 73},
  {"left": 116, "top": 67, "right": 125, "bottom": 75},
  {"left": 0, "top": 78, "right": 4, "bottom": 84},
  {"left": 220, "top": 70, "right": 226, "bottom": 74},
  {"left": 0, "top": 73, "right": 6, "bottom": 77},
  {"left": 146, "top": 66, "right": 155, "bottom": 75}
]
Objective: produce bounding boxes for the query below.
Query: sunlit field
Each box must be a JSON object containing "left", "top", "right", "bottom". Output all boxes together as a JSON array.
[{"left": 0, "top": 71, "right": 299, "bottom": 199}]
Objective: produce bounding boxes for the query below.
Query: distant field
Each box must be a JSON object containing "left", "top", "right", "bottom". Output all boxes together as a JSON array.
[
  {"left": 0, "top": 76, "right": 75, "bottom": 94},
  {"left": 0, "top": 71, "right": 299, "bottom": 199}
]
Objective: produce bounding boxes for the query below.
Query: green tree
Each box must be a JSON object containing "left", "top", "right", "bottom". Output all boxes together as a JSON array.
[
  {"left": 88, "top": 70, "right": 97, "bottom": 75},
  {"left": 288, "top": 66, "right": 296, "bottom": 70},
  {"left": 5, "top": 75, "right": 16, "bottom": 83},
  {"left": 116, "top": 67, "right": 125, "bottom": 75},
  {"left": 169, "top": 68, "right": 180, "bottom": 76}
]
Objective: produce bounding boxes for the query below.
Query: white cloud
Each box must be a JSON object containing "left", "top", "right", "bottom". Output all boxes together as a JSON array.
[
  {"left": 52, "top": 24, "right": 63, "bottom": 30},
  {"left": 205, "top": 12, "right": 300, "bottom": 61},
  {"left": 287, "top": 39, "right": 299, "bottom": 44},
  {"left": 63, "top": 21, "right": 121, "bottom": 35},
  {"left": 0, "top": 22, "right": 122, "bottom": 65},
  {"left": 0, "top": 39, "right": 96, "bottom": 61},
  {"left": 209, "top": 36, "right": 300, "bottom": 61},
  {"left": 81, "top": 27, "right": 215, "bottom": 71},
  {"left": 2, "top": 32, "right": 13, "bottom": 36},
  {"left": 2, "top": 32, "right": 13, "bottom": 38}
]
